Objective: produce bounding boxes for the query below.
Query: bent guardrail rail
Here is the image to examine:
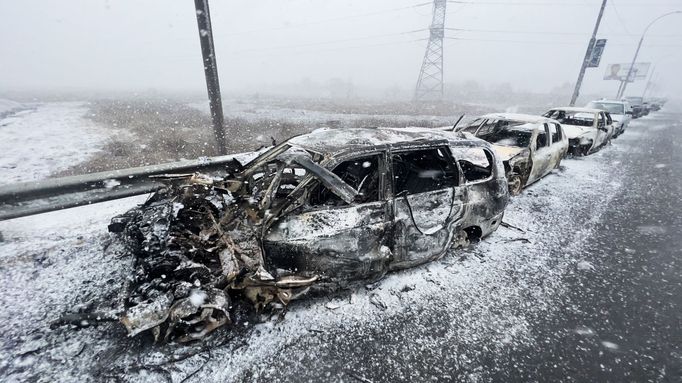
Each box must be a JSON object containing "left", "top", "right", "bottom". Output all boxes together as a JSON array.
[{"left": 0, "top": 154, "right": 245, "bottom": 221}]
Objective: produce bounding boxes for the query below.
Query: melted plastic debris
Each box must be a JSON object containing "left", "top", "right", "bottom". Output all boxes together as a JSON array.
[{"left": 109, "top": 172, "right": 317, "bottom": 342}]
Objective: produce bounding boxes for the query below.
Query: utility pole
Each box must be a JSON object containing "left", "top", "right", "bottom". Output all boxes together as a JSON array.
[
  {"left": 194, "top": 0, "right": 227, "bottom": 155},
  {"left": 618, "top": 11, "right": 681, "bottom": 99},
  {"left": 415, "top": 0, "right": 447, "bottom": 102},
  {"left": 641, "top": 65, "right": 655, "bottom": 98},
  {"left": 569, "top": 0, "right": 607, "bottom": 106}
]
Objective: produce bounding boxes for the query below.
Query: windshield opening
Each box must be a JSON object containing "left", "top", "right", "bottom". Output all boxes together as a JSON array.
[
  {"left": 544, "top": 110, "right": 594, "bottom": 127},
  {"left": 243, "top": 146, "right": 316, "bottom": 211},
  {"left": 587, "top": 102, "right": 624, "bottom": 115},
  {"left": 476, "top": 121, "right": 535, "bottom": 147}
]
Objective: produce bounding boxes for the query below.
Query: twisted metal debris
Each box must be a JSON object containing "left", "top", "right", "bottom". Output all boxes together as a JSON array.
[{"left": 110, "top": 171, "right": 316, "bottom": 342}]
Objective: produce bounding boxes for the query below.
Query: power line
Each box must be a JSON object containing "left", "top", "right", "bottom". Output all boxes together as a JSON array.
[
  {"left": 445, "top": 27, "right": 681, "bottom": 38},
  {"left": 445, "top": 36, "right": 583, "bottom": 45},
  {"left": 228, "top": 29, "right": 427, "bottom": 55},
  {"left": 609, "top": 0, "right": 634, "bottom": 35},
  {"left": 447, "top": 0, "right": 682, "bottom": 6},
  {"left": 445, "top": 35, "right": 682, "bottom": 47},
  {"left": 214, "top": 2, "right": 432, "bottom": 38},
  {"left": 445, "top": 27, "right": 586, "bottom": 36}
]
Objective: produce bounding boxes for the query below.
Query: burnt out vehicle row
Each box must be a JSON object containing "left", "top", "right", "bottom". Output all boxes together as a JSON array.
[
  {"left": 110, "top": 127, "right": 508, "bottom": 341},
  {"left": 107, "top": 100, "right": 656, "bottom": 342}
]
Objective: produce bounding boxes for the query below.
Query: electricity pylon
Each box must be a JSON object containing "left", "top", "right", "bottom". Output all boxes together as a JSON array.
[{"left": 415, "top": 0, "right": 447, "bottom": 101}]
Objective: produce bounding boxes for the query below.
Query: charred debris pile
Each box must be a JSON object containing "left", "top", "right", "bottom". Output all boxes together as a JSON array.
[{"left": 108, "top": 163, "right": 317, "bottom": 343}]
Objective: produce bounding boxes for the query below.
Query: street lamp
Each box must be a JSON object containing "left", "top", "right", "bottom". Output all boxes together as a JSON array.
[{"left": 617, "top": 11, "right": 682, "bottom": 99}]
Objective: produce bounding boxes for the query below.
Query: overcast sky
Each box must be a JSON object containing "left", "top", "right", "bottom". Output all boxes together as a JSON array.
[{"left": 1, "top": 0, "right": 681, "bottom": 98}]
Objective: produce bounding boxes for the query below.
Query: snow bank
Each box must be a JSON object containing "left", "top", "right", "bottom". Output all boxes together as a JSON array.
[
  {"left": 0, "top": 102, "right": 109, "bottom": 185},
  {"left": 0, "top": 98, "right": 22, "bottom": 116}
]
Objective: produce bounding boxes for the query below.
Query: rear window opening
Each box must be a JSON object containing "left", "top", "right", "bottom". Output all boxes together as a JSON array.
[
  {"left": 451, "top": 147, "right": 493, "bottom": 183},
  {"left": 392, "top": 147, "right": 459, "bottom": 195}
]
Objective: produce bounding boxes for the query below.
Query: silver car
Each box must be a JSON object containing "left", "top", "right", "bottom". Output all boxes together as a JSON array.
[{"left": 458, "top": 113, "right": 568, "bottom": 195}]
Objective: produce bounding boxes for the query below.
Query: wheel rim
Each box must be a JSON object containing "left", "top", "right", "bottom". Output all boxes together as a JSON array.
[{"left": 509, "top": 177, "right": 522, "bottom": 195}]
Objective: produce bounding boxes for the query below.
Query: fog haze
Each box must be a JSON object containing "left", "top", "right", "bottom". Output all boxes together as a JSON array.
[{"left": 1, "top": 0, "right": 681, "bottom": 99}]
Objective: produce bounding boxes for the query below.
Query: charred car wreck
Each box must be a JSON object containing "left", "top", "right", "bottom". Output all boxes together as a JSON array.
[
  {"left": 110, "top": 127, "right": 509, "bottom": 341},
  {"left": 459, "top": 113, "right": 568, "bottom": 195},
  {"left": 543, "top": 107, "right": 612, "bottom": 156}
]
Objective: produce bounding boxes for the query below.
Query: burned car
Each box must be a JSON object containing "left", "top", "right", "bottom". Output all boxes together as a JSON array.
[
  {"left": 458, "top": 113, "right": 568, "bottom": 195},
  {"left": 586, "top": 99, "right": 631, "bottom": 138},
  {"left": 542, "top": 107, "right": 612, "bottom": 156},
  {"left": 110, "top": 127, "right": 509, "bottom": 341}
]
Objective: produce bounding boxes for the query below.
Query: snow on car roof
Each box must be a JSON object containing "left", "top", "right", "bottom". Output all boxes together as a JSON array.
[
  {"left": 479, "top": 112, "right": 557, "bottom": 125},
  {"left": 287, "top": 127, "right": 474, "bottom": 155},
  {"left": 549, "top": 106, "right": 602, "bottom": 114}
]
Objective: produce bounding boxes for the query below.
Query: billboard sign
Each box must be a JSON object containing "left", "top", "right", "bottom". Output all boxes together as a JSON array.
[
  {"left": 586, "top": 39, "right": 607, "bottom": 68},
  {"left": 604, "top": 62, "right": 651, "bottom": 81}
]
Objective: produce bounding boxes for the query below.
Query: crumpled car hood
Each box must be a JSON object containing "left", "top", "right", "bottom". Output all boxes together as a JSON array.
[
  {"left": 562, "top": 124, "right": 595, "bottom": 139},
  {"left": 492, "top": 145, "right": 527, "bottom": 162}
]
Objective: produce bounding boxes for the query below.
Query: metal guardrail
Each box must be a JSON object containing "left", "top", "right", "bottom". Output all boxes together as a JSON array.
[{"left": 0, "top": 155, "right": 242, "bottom": 221}]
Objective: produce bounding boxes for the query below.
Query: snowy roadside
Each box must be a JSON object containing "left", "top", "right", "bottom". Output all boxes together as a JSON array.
[
  {"left": 187, "top": 146, "right": 625, "bottom": 382},
  {"left": 189, "top": 100, "right": 466, "bottom": 127},
  {"left": 0, "top": 133, "right": 627, "bottom": 382},
  {"left": 0, "top": 98, "right": 23, "bottom": 117},
  {"left": 0, "top": 101, "right": 111, "bottom": 185}
]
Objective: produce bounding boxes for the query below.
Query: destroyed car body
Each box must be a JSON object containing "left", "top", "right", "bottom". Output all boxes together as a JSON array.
[
  {"left": 586, "top": 99, "right": 631, "bottom": 138},
  {"left": 260, "top": 128, "right": 509, "bottom": 282},
  {"left": 542, "top": 107, "right": 611, "bottom": 156},
  {"left": 623, "top": 96, "right": 646, "bottom": 118},
  {"left": 110, "top": 127, "right": 509, "bottom": 341},
  {"left": 458, "top": 113, "right": 568, "bottom": 195}
]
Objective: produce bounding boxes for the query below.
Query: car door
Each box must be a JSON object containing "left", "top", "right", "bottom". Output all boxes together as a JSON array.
[
  {"left": 546, "top": 122, "right": 567, "bottom": 171},
  {"left": 527, "top": 124, "right": 552, "bottom": 184},
  {"left": 390, "top": 145, "right": 465, "bottom": 269},
  {"left": 594, "top": 112, "right": 609, "bottom": 148},
  {"left": 263, "top": 152, "right": 392, "bottom": 280}
]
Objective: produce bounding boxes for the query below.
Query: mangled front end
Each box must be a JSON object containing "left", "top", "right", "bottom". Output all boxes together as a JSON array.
[
  {"left": 109, "top": 154, "right": 330, "bottom": 341},
  {"left": 494, "top": 145, "right": 530, "bottom": 195},
  {"left": 563, "top": 125, "right": 596, "bottom": 156}
]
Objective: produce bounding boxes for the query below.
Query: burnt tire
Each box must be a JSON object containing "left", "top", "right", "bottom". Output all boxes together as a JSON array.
[{"left": 508, "top": 174, "right": 523, "bottom": 196}]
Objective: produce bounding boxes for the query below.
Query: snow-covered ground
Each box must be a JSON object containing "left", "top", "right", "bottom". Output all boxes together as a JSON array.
[
  {"left": 0, "top": 98, "right": 22, "bottom": 116},
  {"left": 0, "top": 101, "right": 111, "bottom": 185},
  {"left": 0, "top": 97, "right": 650, "bottom": 381},
  {"left": 189, "top": 99, "right": 465, "bottom": 127},
  {"left": 0, "top": 138, "right": 627, "bottom": 382}
]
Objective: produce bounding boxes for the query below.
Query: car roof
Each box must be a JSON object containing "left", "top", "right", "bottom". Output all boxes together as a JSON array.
[
  {"left": 478, "top": 112, "right": 558, "bottom": 125},
  {"left": 287, "top": 127, "right": 480, "bottom": 156},
  {"left": 548, "top": 106, "right": 603, "bottom": 114}
]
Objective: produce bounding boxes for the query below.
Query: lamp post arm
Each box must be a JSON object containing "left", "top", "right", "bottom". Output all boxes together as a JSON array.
[{"left": 618, "top": 11, "right": 681, "bottom": 99}]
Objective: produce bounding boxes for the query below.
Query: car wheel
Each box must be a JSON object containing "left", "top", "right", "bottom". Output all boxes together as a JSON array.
[{"left": 508, "top": 174, "right": 523, "bottom": 196}]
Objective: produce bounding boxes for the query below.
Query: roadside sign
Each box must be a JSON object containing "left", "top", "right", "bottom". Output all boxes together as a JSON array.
[
  {"left": 586, "top": 39, "right": 607, "bottom": 67},
  {"left": 604, "top": 62, "right": 651, "bottom": 81}
]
